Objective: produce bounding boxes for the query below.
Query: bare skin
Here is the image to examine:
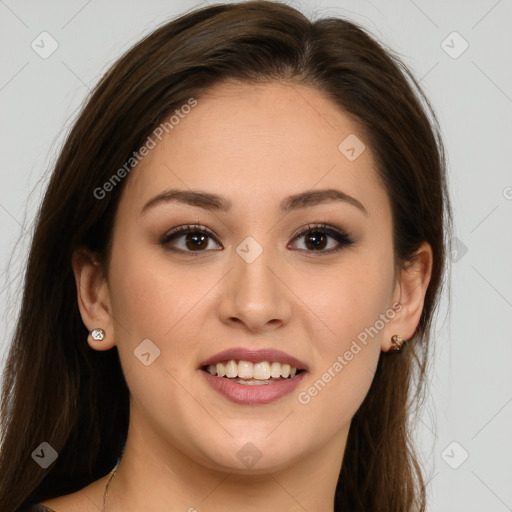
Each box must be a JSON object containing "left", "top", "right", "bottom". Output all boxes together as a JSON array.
[{"left": 43, "top": 81, "right": 432, "bottom": 511}]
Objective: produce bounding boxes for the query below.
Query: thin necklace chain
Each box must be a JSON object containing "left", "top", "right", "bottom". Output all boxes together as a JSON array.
[{"left": 102, "top": 465, "right": 118, "bottom": 512}]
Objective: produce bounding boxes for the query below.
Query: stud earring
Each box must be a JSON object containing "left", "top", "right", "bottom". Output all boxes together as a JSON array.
[
  {"left": 90, "top": 328, "right": 105, "bottom": 341},
  {"left": 391, "top": 334, "right": 405, "bottom": 352}
]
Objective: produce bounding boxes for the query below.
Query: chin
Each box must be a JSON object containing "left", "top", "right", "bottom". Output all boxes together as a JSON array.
[{"left": 191, "top": 433, "right": 307, "bottom": 474}]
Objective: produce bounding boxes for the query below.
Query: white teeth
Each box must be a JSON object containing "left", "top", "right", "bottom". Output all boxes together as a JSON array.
[
  {"left": 216, "top": 362, "right": 226, "bottom": 377},
  {"left": 253, "top": 362, "right": 271, "bottom": 380},
  {"left": 237, "top": 361, "right": 253, "bottom": 379},
  {"left": 225, "top": 360, "right": 238, "bottom": 378},
  {"left": 205, "top": 359, "right": 300, "bottom": 380},
  {"left": 270, "top": 362, "right": 281, "bottom": 378}
]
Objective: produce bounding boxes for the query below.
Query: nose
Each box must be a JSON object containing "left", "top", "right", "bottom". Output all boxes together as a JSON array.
[{"left": 217, "top": 244, "right": 292, "bottom": 333}]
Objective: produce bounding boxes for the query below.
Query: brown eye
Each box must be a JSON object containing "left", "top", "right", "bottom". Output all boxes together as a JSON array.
[
  {"left": 160, "top": 225, "right": 221, "bottom": 254},
  {"left": 289, "top": 223, "right": 354, "bottom": 254}
]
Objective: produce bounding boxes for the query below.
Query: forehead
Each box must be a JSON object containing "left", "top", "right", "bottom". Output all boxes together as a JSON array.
[{"left": 119, "top": 81, "right": 389, "bottom": 218}]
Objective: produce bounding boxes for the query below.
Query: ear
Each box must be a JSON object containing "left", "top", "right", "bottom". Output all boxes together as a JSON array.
[
  {"left": 382, "top": 241, "right": 433, "bottom": 352},
  {"left": 71, "top": 247, "right": 116, "bottom": 351}
]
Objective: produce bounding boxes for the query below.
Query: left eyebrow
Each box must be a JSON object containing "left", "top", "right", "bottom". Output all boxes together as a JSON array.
[
  {"left": 280, "top": 188, "right": 367, "bottom": 215},
  {"left": 140, "top": 188, "right": 367, "bottom": 216}
]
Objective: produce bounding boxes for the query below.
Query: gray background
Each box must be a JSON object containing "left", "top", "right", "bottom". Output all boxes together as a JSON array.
[{"left": 1, "top": 0, "right": 511, "bottom": 510}]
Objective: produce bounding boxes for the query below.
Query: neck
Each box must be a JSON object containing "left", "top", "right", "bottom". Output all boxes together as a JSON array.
[{"left": 106, "top": 408, "right": 348, "bottom": 511}]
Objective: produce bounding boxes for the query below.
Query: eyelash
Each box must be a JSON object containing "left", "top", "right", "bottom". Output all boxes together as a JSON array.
[{"left": 159, "top": 223, "right": 355, "bottom": 256}]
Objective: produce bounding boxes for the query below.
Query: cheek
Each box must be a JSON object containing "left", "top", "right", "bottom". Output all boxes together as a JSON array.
[
  {"left": 292, "top": 251, "right": 393, "bottom": 420},
  {"left": 108, "top": 237, "right": 204, "bottom": 339},
  {"left": 304, "top": 348, "right": 381, "bottom": 437},
  {"left": 296, "top": 287, "right": 384, "bottom": 437},
  {"left": 106, "top": 248, "right": 211, "bottom": 431},
  {"left": 107, "top": 241, "right": 225, "bottom": 386},
  {"left": 293, "top": 252, "right": 395, "bottom": 347}
]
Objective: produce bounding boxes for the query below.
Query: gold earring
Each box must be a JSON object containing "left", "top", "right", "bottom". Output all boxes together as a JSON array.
[
  {"left": 391, "top": 334, "right": 405, "bottom": 352},
  {"left": 90, "top": 328, "right": 105, "bottom": 341}
]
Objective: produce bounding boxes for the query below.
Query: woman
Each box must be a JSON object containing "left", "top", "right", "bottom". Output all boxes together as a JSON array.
[{"left": 0, "top": 1, "right": 452, "bottom": 510}]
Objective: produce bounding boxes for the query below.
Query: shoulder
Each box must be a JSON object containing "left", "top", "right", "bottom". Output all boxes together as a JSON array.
[
  {"left": 17, "top": 472, "right": 110, "bottom": 512},
  {"left": 19, "top": 494, "right": 96, "bottom": 512},
  {"left": 18, "top": 496, "right": 93, "bottom": 512},
  {"left": 17, "top": 505, "right": 57, "bottom": 512}
]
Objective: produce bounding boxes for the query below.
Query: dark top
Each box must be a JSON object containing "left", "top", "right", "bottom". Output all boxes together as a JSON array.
[{"left": 18, "top": 505, "right": 56, "bottom": 512}]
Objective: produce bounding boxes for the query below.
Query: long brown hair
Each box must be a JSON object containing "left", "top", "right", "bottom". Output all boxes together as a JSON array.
[{"left": 0, "top": 2, "right": 452, "bottom": 510}]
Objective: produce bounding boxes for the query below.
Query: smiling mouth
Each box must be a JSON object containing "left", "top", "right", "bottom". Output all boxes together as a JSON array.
[{"left": 202, "top": 359, "right": 305, "bottom": 385}]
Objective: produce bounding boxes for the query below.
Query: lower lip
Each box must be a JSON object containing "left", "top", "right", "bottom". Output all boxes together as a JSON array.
[{"left": 200, "top": 369, "right": 306, "bottom": 405}]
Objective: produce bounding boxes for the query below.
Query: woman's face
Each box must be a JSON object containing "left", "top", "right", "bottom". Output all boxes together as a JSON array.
[{"left": 98, "top": 82, "right": 409, "bottom": 473}]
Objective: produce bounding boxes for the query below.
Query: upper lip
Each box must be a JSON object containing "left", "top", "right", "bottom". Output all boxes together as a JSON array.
[{"left": 199, "top": 348, "right": 308, "bottom": 371}]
